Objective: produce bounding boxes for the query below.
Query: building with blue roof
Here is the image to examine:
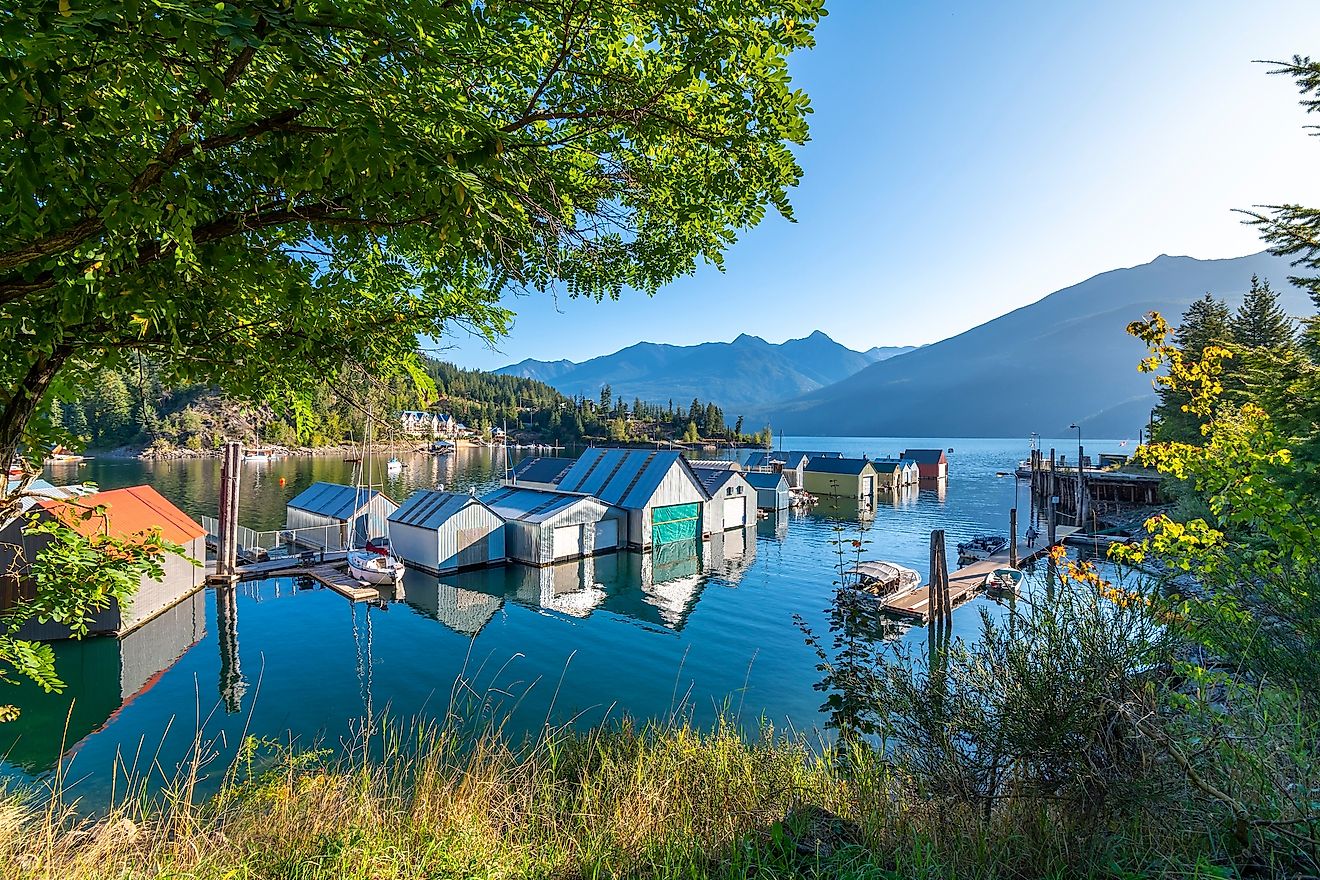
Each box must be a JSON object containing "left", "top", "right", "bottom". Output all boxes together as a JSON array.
[
  {"left": 285, "top": 481, "right": 398, "bottom": 550},
  {"left": 744, "top": 470, "right": 790, "bottom": 510},
  {"left": 388, "top": 490, "right": 505, "bottom": 574},
  {"left": 802, "top": 457, "right": 881, "bottom": 501},
  {"left": 480, "top": 485, "right": 625, "bottom": 566},
  {"left": 690, "top": 466, "right": 754, "bottom": 531},
  {"left": 555, "top": 448, "right": 713, "bottom": 549},
  {"left": 507, "top": 456, "right": 577, "bottom": 490}
]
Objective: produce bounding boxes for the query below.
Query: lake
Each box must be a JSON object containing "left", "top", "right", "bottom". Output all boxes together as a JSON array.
[{"left": 3, "top": 436, "right": 1128, "bottom": 802}]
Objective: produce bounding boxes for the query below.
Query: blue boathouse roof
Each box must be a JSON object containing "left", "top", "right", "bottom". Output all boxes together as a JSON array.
[
  {"left": 287, "top": 482, "right": 391, "bottom": 520},
  {"left": 509, "top": 456, "right": 576, "bottom": 486},
  {"left": 804, "top": 457, "right": 874, "bottom": 476},
  {"left": 389, "top": 490, "right": 494, "bottom": 529},
  {"left": 556, "top": 448, "right": 711, "bottom": 508}
]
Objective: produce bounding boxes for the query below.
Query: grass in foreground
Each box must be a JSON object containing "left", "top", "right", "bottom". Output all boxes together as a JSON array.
[{"left": 0, "top": 719, "right": 1234, "bottom": 879}]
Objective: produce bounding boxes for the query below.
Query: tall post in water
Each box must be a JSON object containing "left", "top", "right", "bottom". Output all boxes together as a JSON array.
[
  {"left": 927, "top": 529, "right": 944, "bottom": 649},
  {"left": 215, "top": 441, "right": 242, "bottom": 578},
  {"left": 1009, "top": 507, "right": 1018, "bottom": 568}
]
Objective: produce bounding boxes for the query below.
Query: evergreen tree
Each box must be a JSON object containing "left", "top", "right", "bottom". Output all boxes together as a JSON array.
[
  {"left": 84, "top": 370, "right": 133, "bottom": 446},
  {"left": 1174, "top": 294, "right": 1233, "bottom": 357},
  {"left": 1232, "top": 275, "right": 1296, "bottom": 350},
  {"left": 734, "top": 415, "right": 744, "bottom": 437},
  {"left": 600, "top": 385, "right": 613, "bottom": 411}
]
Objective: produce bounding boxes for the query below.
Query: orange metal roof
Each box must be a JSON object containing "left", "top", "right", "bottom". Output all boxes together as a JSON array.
[{"left": 39, "top": 485, "right": 205, "bottom": 544}]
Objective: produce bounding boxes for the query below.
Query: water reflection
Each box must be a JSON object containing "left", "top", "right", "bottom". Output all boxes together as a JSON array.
[
  {"left": 0, "top": 590, "right": 206, "bottom": 774},
  {"left": 404, "top": 528, "right": 758, "bottom": 638}
]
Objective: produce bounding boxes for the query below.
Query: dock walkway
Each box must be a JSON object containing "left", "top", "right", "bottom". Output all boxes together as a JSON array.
[
  {"left": 879, "top": 528, "right": 1080, "bottom": 623},
  {"left": 207, "top": 551, "right": 379, "bottom": 602}
]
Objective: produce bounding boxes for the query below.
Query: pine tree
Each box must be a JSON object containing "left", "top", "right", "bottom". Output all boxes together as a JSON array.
[
  {"left": 1232, "top": 275, "right": 1296, "bottom": 350},
  {"left": 1175, "top": 293, "right": 1233, "bottom": 357},
  {"left": 599, "top": 384, "right": 612, "bottom": 411}
]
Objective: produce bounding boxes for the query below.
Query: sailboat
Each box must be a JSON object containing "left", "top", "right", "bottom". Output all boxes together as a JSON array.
[{"left": 346, "top": 412, "right": 405, "bottom": 586}]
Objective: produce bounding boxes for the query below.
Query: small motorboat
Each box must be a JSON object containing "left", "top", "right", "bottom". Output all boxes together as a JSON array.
[
  {"left": 386, "top": 456, "right": 403, "bottom": 475},
  {"left": 957, "top": 534, "right": 1008, "bottom": 564},
  {"left": 984, "top": 567, "right": 1024, "bottom": 596},
  {"left": 347, "top": 549, "right": 405, "bottom": 585},
  {"left": 846, "top": 560, "right": 922, "bottom": 598}
]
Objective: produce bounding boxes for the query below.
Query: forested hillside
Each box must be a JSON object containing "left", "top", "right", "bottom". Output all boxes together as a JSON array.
[{"left": 50, "top": 358, "right": 763, "bottom": 454}]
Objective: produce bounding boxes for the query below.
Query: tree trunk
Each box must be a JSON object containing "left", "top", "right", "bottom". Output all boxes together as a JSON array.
[{"left": 0, "top": 344, "right": 73, "bottom": 495}]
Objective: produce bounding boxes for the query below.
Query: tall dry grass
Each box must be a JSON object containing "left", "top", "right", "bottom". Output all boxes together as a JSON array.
[{"left": 0, "top": 713, "right": 1235, "bottom": 880}]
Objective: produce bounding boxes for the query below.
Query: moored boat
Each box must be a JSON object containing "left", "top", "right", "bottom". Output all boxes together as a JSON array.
[
  {"left": 846, "top": 560, "right": 922, "bottom": 598},
  {"left": 347, "top": 548, "right": 405, "bottom": 585},
  {"left": 957, "top": 534, "right": 1008, "bottom": 564}
]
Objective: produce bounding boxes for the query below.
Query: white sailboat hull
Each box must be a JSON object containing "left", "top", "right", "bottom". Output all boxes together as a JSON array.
[{"left": 347, "top": 550, "right": 405, "bottom": 585}]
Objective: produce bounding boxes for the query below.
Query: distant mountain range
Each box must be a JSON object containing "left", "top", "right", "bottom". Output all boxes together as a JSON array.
[
  {"left": 763, "top": 252, "right": 1313, "bottom": 438},
  {"left": 496, "top": 332, "right": 916, "bottom": 415}
]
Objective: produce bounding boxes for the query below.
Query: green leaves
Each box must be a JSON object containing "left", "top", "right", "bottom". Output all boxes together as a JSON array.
[{"left": 0, "top": 0, "right": 820, "bottom": 472}]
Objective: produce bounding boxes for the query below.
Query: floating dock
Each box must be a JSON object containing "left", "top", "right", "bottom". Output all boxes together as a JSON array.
[
  {"left": 207, "top": 551, "right": 380, "bottom": 602},
  {"left": 879, "top": 527, "right": 1080, "bottom": 623}
]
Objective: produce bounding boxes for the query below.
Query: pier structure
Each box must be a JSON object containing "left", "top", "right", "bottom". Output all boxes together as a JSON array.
[
  {"left": 1017, "top": 448, "right": 1162, "bottom": 529},
  {"left": 880, "top": 526, "right": 1080, "bottom": 624}
]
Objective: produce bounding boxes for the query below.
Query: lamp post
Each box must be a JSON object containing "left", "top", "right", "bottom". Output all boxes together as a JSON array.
[
  {"left": 996, "top": 470, "right": 1023, "bottom": 563},
  {"left": 1069, "top": 422, "right": 1085, "bottom": 528}
]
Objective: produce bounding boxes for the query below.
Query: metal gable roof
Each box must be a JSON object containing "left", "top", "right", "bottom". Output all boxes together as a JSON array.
[
  {"left": 804, "top": 456, "right": 874, "bottom": 476},
  {"left": 287, "top": 481, "right": 390, "bottom": 520},
  {"left": 557, "top": 448, "right": 710, "bottom": 508},
  {"left": 389, "top": 490, "right": 495, "bottom": 529},
  {"left": 871, "top": 459, "right": 902, "bottom": 474},
  {"left": 744, "top": 471, "right": 788, "bottom": 490},
  {"left": 691, "top": 466, "right": 740, "bottom": 494},
  {"left": 901, "top": 448, "right": 947, "bottom": 464},
  {"left": 480, "top": 486, "right": 603, "bottom": 524},
  {"left": 509, "top": 456, "right": 576, "bottom": 486}
]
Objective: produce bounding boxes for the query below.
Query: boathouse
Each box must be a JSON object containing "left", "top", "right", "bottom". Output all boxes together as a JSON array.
[
  {"left": 0, "top": 485, "right": 206, "bottom": 639},
  {"left": 481, "top": 486, "right": 625, "bottom": 566},
  {"left": 387, "top": 490, "right": 506, "bottom": 574},
  {"left": 285, "top": 481, "right": 398, "bottom": 551},
  {"left": 691, "top": 466, "right": 754, "bottom": 531},
  {"left": 901, "top": 449, "right": 948, "bottom": 480},
  {"left": 900, "top": 458, "right": 920, "bottom": 485},
  {"left": 555, "top": 449, "right": 712, "bottom": 549},
  {"left": 506, "top": 456, "right": 576, "bottom": 490},
  {"left": 871, "top": 459, "right": 904, "bottom": 492},
  {"left": 744, "top": 471, "right": 790, "bottom": 510},
  {"left": 802, "top": 457, "right": 880, "bottom": 500}
]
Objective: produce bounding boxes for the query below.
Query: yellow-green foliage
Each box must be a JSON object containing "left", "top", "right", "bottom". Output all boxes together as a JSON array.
[{"left": 0, "top": 720, "right": 1223, "bottom": 880}]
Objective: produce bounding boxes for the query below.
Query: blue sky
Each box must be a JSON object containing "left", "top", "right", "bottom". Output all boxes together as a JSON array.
[{"left": 438, "top": 2, "right": 1320, "bottom": 371}]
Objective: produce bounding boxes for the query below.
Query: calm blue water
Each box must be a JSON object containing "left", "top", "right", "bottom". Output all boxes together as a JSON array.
[{"left": 5, "top": 436, "right": 1128, "bottom": 802}]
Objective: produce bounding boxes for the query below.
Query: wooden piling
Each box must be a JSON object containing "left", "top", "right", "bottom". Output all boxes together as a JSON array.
[
  {"left": 1009, "top": 507, "right": 1018, "bottom": 568},
  {"left": 213, "top": 441, "right": 242, "bottom": 580}
]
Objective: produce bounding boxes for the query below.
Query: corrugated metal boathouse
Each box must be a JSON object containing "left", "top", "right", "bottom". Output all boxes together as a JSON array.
[
  {"left": 480, "top": 486, "right": 625, "bottom": 566},
  {"left": 387, "top": 490, "right": 506, "bottom": 575}
]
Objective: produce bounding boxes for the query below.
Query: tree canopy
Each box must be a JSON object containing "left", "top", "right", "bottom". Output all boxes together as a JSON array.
[
  {"left": 0, "top": 0, "right": 823, "bottom": 484},
  {"left": 1231, "top": 274, "right": 1296, "bottom": 350}
]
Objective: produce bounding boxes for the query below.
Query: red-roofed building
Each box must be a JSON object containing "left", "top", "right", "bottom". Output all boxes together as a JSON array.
[
  {"left": 900, "top": 449, "right": 949, "bottom": 481},
  {"left": 1, "top": 485, "right": 205, "bottom": 639}
]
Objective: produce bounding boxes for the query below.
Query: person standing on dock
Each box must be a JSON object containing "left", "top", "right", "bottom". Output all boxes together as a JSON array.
[{"left": 1025, "top": 525, "right": 1039, "bottom": 548}]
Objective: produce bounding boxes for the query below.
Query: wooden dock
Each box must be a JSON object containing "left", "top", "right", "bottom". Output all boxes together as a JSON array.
[
  {"left": 206, "top": 551, "right": 378, "bottom": 602},
  {"left": 879, "top": 527, "right": 1080, "bottom": 623}
]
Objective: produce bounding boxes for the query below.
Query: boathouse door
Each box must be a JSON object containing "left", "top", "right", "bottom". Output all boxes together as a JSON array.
[{"left": 553, "top": 524, "right": 586, "bottom": 560}]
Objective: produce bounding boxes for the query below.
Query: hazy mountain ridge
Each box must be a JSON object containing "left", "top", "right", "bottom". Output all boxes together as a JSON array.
[
  {"left": 762, "top": 252, "right": 1313, "bottom": 438},
  {"left": 496, "top": 331, "right": 915, "bottom": 415}
]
